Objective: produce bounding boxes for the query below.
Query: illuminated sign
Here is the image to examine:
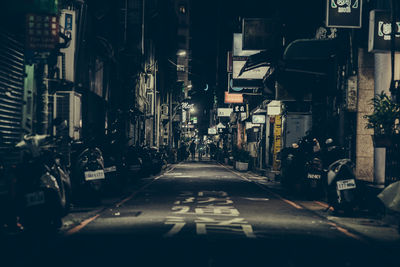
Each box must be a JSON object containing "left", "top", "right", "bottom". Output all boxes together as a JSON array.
[
  {"left": 252, "top": 115, "right": 265, "bottom": 124},
  {"left": 233, "top": 104, "right": 246, "bottom": 113},
  {"left": 217, "top": 108, "right": 233, "bottom": 117},
  {"left": 224, "top": 91, "right": 243, "bottom": 103},
  {"left": 26, "top": 14, "right": 59, "bottom": 51},
  {"left": 208, "top": 128, "right": 217, "bottom": 135}
]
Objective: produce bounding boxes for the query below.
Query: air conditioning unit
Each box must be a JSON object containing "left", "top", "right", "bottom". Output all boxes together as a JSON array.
[{"left": 53, "top": 91, "right": 82, "bottom": 140}]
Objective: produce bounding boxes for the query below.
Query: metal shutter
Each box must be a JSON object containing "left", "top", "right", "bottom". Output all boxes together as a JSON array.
[{"left": 0, "top": 31, "right": 24, "bottom": 165}]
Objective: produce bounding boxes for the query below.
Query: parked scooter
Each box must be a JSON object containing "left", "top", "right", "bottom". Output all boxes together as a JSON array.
[
  {"left": 71, "top": 139, "right": 105, "bottom": 205},
  {"left": 301, "top": 138, "right": 326, "bottom": 198},
  {"left": 125, "top": 145, "right": 143, "bottom": 181},
  {"left": 14, "top": 134, "right": 70, "bottom": 231},
  {"left": 148, "top": 146, "right": 163, "bottom": 175},
  {"left": 326, "top": 158, "right": 358, "bottom": 214},
  {"left": 101, "top": 135, "right": 127, "bottom": 195}
]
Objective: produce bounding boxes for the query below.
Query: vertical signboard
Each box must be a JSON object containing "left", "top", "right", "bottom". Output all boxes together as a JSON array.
[
  {"left": 368, "top": 10, "right": 400, "bottom": 52},
  {"left": 326, "top": 0, "right": 362, "bottom": 28},
  {"left": 26, "top": 14, "right": 59, "bottom": 51},
  {"left": 273, "top": 115, "right": 282, "bottom": 171},
  {"left": 59, "top": 10, "right": 76, "bottom": 82}
]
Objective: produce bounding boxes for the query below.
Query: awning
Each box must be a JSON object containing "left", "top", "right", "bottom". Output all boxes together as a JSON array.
[
  {"left": 238, "top": 50, "right": 277, "bottom": 77},
  {"left": 283, "top": 38, "right": 338, "bottom": 61},
  {"left": 282, "top": 38, "right": 338, "bottom": 77}
]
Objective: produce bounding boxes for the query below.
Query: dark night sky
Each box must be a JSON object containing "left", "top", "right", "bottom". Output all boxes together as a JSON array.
[{"left": 189, "top": 0, "right": 325, "bottom": 132}]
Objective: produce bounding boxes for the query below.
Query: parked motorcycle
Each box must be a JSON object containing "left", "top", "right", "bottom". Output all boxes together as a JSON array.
[
  {"left": 303, "top": 155, "right": 325, "bottom": 199},
  {"left": 14, "top": 134, "right": 70, "bottom": 231},
  {"left": 125, "top": 145, "right": 143, "bottom": 181},
  {"left": 71, "top": 140, "right": 105, "bottom": 205},
  {"left": 148, "top": 146, "right": 164, "bottom": 175},
  {"left": 101, "top": 135, "right": 127, "bottom": 195},
  {"left": 301, "top": 138, "right": 326, "bottom": 199},
  {"left": 326, "top": 159, "right": 358, "bottom": 214},
  {"left": 279, "top": 143, "right": 303, "bottom": 192},
  {"left": 0, "top": 154, "right": 17, "bottom": 231}
]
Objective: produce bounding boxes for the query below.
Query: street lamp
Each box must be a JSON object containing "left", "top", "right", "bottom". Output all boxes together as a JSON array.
[{"left": 177, "top": 50, "right": 187, "bottom": 57}]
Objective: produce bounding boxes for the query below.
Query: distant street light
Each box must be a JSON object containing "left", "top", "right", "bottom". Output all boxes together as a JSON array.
[{"left": 177, "top": 50, "right": 187, "bottom": 57}]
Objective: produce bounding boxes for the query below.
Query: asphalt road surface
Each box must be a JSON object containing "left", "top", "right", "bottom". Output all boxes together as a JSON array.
[{"left": 3, "top": 160, "right": 400, "bottom": 267}]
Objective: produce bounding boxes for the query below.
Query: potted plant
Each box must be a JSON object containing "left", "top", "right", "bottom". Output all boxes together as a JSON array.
[
  {"left": 233, "top": 148, "right": 250, "bottom": 171},
  {"left": 364, "top": 92, "right": 400, "bottom": 147}
]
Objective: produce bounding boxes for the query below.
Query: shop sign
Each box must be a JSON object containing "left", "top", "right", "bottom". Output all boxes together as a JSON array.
[
  {"left": 273, "top": 115, "right": 282, "bottom": 171},
  {"left": 232, "top": 57, "right": 269, "bottom": 80},
  {"left": 246, "top": 122, "right": 260, "bottom": 129},
  {"left": 217, "top": 108, "right": 233, "bottom": 117},
  {"left": 224, "top": 91, "right": 243, "bottom": 103},
  {"left": 208, "top": 128, "right": 217, "bottom": 135},
  {"left": 228, "top": 74, "right": 262, "bottom": 94},
  {"left": 267, "top": 100, "right": 282, "bottom": 115},
  {"left": 242, "top": 18, "right": 282, "bottom": 50},
  {"left": 26, "top": 13, "right": 59, "bottom": 51},
  {"left": 233, "top": 104, "right": 246, "bottom": 113},
  {"left": 368, "top": 10, "right": 400, "bottom": 53},
  {"left": 326, "top": 0, "right": 362, "bottom": 28},
  {"left": 233, "top": 33, "right": 260, "bottom": 56},
  {"left": 252, "top": 115, "right": 265, "bottom": 124}
]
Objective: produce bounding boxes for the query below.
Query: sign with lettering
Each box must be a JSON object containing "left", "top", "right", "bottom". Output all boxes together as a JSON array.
[
  {"left": 326, "top": 0, "right": 362, "bottom": 28},
  {"left": 368, "top": 10, "right": 400, "bottom": 53},
  {"left": 224, "top": 91, "right": 243, "bottom": 103},
  {"left": 233, "top": 104, "right": 246, "bottom": 113},
  {"left": 273, "top": 115, "right": 282, "bottom": 171},
  {"left": 26, "top": 14, "right": 59, "bottom": 51},
  {"left": 217, "top": 108, "right": 233, "bottom": 117}
]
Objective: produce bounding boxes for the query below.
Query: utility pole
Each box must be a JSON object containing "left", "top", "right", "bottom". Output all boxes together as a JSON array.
[{"left": 35, "top": 62, "right": 49, "bottom": 135}]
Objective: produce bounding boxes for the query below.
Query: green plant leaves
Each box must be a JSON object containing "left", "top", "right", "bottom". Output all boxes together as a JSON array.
[{"left": 364, "top": 91, "right": 400, "bottom": 136}]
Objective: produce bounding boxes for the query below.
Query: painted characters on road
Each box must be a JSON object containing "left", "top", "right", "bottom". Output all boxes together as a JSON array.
[{"left": 164, "top": 191, "right": 255, "bottom": 238}]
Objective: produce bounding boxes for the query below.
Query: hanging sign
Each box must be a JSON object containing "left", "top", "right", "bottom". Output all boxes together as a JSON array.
[
  {"left": 224, "top": 91, "right": 243, "bottom": 103},
  {"left": 252, "top": 115, "right": 265, "bottom": 124},
  {"left": 368, "top": 10, "right": 400, "bottom": 53},
  {"left": 233, "top": 104, "right": 246, "bottom": 113},
  {"left": 208, "top": 128, "right": 217, "bottom": 135},
  {"left": 326, "top": 0, "right": 362, "bottom": 28},
  {"left": 217, "top": 108, "right": 233, "bottom": 117}
]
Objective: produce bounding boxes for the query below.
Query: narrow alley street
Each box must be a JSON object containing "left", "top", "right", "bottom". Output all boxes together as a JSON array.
[{"left": 3, "top": 159, "right": 399, "bottom": 267}]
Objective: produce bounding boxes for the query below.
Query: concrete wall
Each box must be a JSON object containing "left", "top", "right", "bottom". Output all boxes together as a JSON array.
[{"left": 356, "top": 48, "right": 375, "bottom": 182}]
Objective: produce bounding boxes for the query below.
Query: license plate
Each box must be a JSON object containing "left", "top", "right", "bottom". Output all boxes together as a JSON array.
[
  {"left": 104, "top": 166, "right": 117, "bottom": 173},
  {"left": 307, "top": 173, "right": 321, "bottom": 179},
  {"left": 336, "top": 179, "right": 356, "bottom": 191},
  {"left": 25, "top": 191, "right": 45, "bottom": 207},
  {"left": 84, "top": 170, "right": 105, "bottom": 181}
]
